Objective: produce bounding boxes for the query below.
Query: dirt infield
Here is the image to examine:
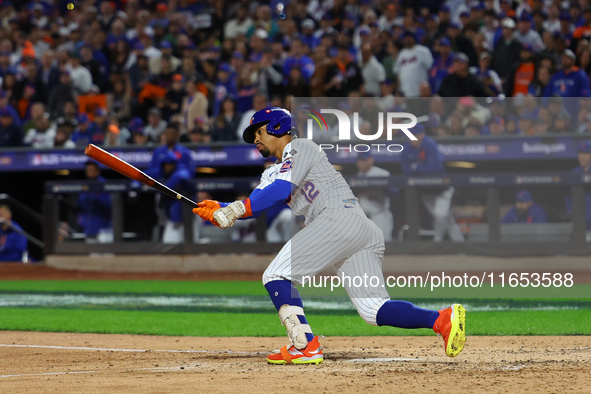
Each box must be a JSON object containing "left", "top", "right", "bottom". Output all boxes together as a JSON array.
[{"left": 0, "top": 332, "right": 589, "bottom": 393}]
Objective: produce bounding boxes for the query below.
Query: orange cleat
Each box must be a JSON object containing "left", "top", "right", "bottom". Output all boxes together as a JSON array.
[
  {"left": 267, "top": 336, "right": 324, "bottom": 365},
  {"left": 433, "top": 304, "right": 466, "bottom": 357}
]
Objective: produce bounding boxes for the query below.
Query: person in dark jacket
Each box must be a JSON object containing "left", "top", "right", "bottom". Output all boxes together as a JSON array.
[
  {"left": 211, "top": 98, "right": 242, "bottom": 142},
  {"left": 438, "top": 53, "right": 489, "bottom": 97},
  {"left": 446, "top": 22, "right": 478, "bottom": 67},
  {"left": 0, "top": 204, "right": 28, "bottom": 262},
  {"left": 165, "top": 74, "right": 187, "bottom": 120},
  {"left": 502, "top": 190, "right": 548, "bottom": 223},
  {"left": 78, "top": 162, "right": 112, "bottom": 242},
  {"left": 493, "top": 18, "right": 523, "bottom": 84},
  {"left": 48, "top": 70, "right": 76, "bottom": 119},
  {"left": 324, "top": 43, "right": 364, "bottom": 96}
]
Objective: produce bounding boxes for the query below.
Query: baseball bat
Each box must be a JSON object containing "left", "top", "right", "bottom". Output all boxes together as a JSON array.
[{"left": 84, "top": 144, "right": 198, "bottom": 208}]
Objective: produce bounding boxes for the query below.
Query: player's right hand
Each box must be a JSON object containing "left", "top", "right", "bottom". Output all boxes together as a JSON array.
[
  {"left": 212, "top": 201, "right": 246, "bottom": 229},
  {"left": 193, "top": 200, "right": 221, "bottom": 222}
]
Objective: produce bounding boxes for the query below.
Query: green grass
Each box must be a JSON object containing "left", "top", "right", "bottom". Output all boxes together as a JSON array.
[
  {"left": 1, "top": 280, "right": 589, "bottom": 299},
  {"left": 1, "top": 280, "right": 590, "bottom": 337},
  {"left": 0, "top": 280, "right": 267, "bottom": 296},
  {"left": 1, "top": 308, "right": 590, "bottom": 336}
]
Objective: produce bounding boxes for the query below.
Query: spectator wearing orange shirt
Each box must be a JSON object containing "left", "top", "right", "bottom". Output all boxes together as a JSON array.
[
  {"left": 17, "top": 84, "right": 36, "bottom": 120},
  {"left": 573, "top": 7, "right": 591, "bottom": 41},
  {"left": 506, "top": 43, "right": 537, "bottom": 97}
]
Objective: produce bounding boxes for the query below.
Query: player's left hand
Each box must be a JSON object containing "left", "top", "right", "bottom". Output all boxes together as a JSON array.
[{"left": 193, "top": 200, "right": 221, "bottom": 222}]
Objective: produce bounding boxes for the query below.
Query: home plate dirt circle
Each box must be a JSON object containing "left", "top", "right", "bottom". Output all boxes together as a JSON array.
[{"left": 0, "top": 332, "right": 589, "bottom": 392}]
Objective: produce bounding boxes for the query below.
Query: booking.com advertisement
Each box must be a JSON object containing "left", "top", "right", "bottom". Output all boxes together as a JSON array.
[{"left": 287, "top": 96, "right": 590, "bottom": 301}]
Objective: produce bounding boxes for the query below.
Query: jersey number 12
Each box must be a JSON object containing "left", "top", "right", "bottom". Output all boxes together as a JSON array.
[{"left": 301, "top": 182, "right": 319, "bottom": 203}]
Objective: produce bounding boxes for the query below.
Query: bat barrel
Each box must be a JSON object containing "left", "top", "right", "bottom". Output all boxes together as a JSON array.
[{"left": 84, "top": 144, "right": 198, "bottom": 208}]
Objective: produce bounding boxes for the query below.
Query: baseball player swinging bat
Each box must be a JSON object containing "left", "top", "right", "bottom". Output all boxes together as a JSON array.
[
  {"left": 84, "top": 144, "right": 198, "bottom": 208},
  {"left": 193, "top": 107, "right": 466, "bottom": 365}
]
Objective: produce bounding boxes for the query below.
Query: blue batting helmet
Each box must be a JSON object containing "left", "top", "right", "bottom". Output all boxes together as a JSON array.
[{"left": 243, "top": 107, "right": 297, "bottom": 144}]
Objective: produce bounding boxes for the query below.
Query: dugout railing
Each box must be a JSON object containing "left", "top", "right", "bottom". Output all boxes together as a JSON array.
[{"left": 42, "top": 172, "right": 591, "bottom": 257}]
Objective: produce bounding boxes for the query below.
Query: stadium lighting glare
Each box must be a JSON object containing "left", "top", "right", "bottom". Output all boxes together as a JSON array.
[
  {"left": 196, "top": 167, "right": 218, "bottom": 174},
  {"left": 446, "top": 161, "right": 476, "bottom": 169}
]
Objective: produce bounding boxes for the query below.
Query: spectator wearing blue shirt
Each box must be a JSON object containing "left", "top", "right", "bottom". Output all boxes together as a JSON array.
[
  {"left": 502, "top": 190, "right": 548, "bottom": 223},
  {"left": 566, "top": 140, "right": 591, "bottom": 229},
  {"left": 0, "top": 204, "right": 28, "bottom": 262},
  {"left": 429, "top": 37, "right": 455, "bottom": 94},
  {"left": 149, "top": 4, "right": 170, "bottom": 29},
  {"left": 299, "top": 19, "right": 320, "bottom": 50},
  {"left": 401, "top": 124, "right": 444, "bottom": 174},
  {"left": 0, "top": 52, "right": 13, "bottom": 79},
  {"left": 212, "top": 63, "right": 238, "bottom": 118},
  {"left": 0, "top": 107, "right": 23, "bottom": 147},
  {"left": 127, "top": 117, "right": 154, "bottom": 146},
  {"left": 147, "top": 122, "right": 194, "bottom": 179},
  {"left": 236, "top": 69, "right": 256, "bottom": 115},
  {"left": 543, "top": 49, "right": 591, "bottom": 118},
  {"left": 78, "top": 162, "right": 112, "bottom": 242},
  {"left": 106, "top": 20, "right": 128, "bottom": 50},
  {"left": 544, "top": 50, "right": 590, "bottom": 98},
  {"left": 282, "top": 38, "right": 316, "bottom": 84},
  {"left": 473, "top": 52, "right": 503, "bottom": 96},
  {"left": 71, "top": 113, "right": 99, "bottom": 147},
  {"left": 0, "top": 90, "right": 22, "bottom": 127},
  {"left": 155, "top": 151, "right": 192, "bottom": 243},
  {"left": 401, "top": 124, "right": 464, "bottom": 242}
]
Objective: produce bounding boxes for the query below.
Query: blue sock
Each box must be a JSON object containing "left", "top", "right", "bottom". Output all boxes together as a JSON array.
[
  {"left": 264, "top": 279, "right": 315, "bottom": 342},
  {"left": 376, "top": 300, "right": 440, "bottom": 329}
]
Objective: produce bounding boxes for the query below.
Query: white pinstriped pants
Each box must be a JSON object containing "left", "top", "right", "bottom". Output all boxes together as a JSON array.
[{"left": 262, "top": 204, "right": 391, "bottom": 325}]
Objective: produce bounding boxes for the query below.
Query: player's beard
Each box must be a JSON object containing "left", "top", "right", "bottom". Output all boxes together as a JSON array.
[{"left": 258, "top": 145, "right": 271, "bottom": 158}]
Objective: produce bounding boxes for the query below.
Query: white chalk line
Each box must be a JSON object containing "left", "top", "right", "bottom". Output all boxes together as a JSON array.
[
  {"left": 0, "top": 293, "right": 581, "bottom": 312},
  {"left": 0, "top": 364, "right": 416, "bottom": 378},
  {"left": 0, "top": 370, "right": 102, "bottom": 378},
  {"left": 346, "top": 357, "right": 426, "bottom": 362},
  {"left": 0, "top": 345, "right": 435, "bottom": 378},
  {"left": 0, "top": 344, "right": 260, "bottom": 355}
]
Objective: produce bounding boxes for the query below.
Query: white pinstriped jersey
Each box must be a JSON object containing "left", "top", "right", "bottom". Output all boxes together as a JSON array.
[
  {"left": 260, "top": 138, "right": 391, "bottom": 325},
  {"left": 255, "top": 138, "right": 356, "bottom": 225}
]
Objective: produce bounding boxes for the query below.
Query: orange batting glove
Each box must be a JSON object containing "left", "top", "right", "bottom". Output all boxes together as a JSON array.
[{"left": 193, "top": 200, "right": 221, "bottom": 222}]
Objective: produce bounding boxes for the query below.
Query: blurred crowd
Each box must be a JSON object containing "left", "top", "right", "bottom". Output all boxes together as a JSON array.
[{"left": 3, "top": 0, "right": 591, "bottom": 149}]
